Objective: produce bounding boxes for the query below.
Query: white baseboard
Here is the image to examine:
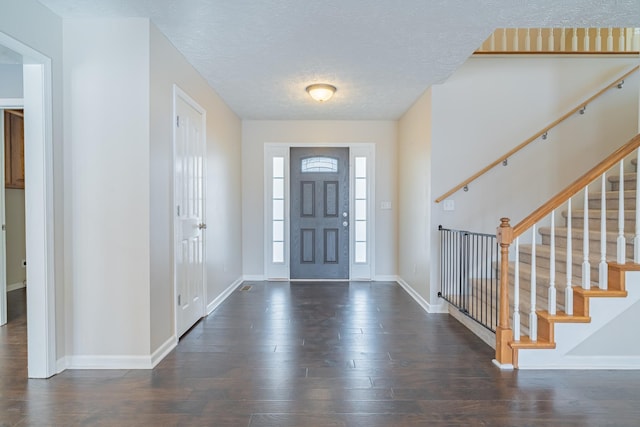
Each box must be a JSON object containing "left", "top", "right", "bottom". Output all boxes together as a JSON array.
[
  {"left": 243, "top": 275, "right": 265, "bottom": 281},
  {"left": 396, "top": 277, "right": 447, "bottom": 313},
  {"left": 150, "top": 335, "right": 177, "bottom": 368},
  {"left": 374, "top": 275, "right": 398, "bottom": 282},
  {"left": 207, "top": 276, "right": 243, "bottom": 315},
  {"left": 7, "top": 281, "right": 26, "bottom": 292},
  {"left": 519, "top": 356, "right": 640, "bottom": 370},
  {"left": 64, "top": 354, "right": 155, "bottom": 370},
  {"left": 492, "top": 359, "right": 514, "bottom": 370}
]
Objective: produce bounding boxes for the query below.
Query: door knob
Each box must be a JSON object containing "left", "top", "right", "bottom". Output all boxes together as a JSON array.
[{"left": 198, "top": 223, "right": 207, "bottom": 230}]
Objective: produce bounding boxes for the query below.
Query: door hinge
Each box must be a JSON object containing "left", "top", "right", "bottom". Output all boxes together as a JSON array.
[
  {"left": 1, "top": 224, "right": 4, "bottom": 231},
  {"left": 176, "top": 116, "right": 180, "bottom": 127},
  {"left": 177, "top": 205, "right": 180, "bottom": 216},
  {"left": 178, "top": 294, "right": 181, "bottom": 306}
]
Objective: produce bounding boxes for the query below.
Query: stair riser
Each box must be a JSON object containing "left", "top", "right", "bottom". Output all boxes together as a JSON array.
[
  {"left": 519, "top": 251, "right": 603, "bottom": 278},
  {"left": 610, "top": 181, "right": 637, "bottom": 191},
  {"left": 589, "top": 196, "right": 636, "bottom": 210},
  {"left": 570, "top": 217, "right": 636, "bottom": 233},
  {"left": 540, "top": 235, "right": 634, "bottom": 260}
]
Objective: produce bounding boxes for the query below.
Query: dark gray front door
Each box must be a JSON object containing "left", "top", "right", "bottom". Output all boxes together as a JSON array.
[{"left": 290, "top": 147, "right": 349, "bottom": 279}]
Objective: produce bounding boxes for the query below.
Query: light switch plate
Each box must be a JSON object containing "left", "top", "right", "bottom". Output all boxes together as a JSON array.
[
  {"left": 381, "top": 201, "right": 392, "bottom": 210},
  {"left": 443, "top": 199, "right": 455, "bottom": 211}
]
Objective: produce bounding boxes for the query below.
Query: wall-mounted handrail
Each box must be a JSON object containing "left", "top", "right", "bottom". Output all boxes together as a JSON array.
[
  {"left": 513, "top": 133, "right": 640, "bottom": 237},
  {"left": 434, "top": 65, "right": 640, "bottom": 203}
]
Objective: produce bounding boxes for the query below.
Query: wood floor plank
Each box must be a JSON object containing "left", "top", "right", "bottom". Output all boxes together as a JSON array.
[{"left": 3, "top": 283, "right": 640, "bottom": 426}]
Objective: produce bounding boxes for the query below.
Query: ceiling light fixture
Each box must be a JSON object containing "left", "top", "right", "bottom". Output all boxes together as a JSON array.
[{"left": 306, "top": 83, "right": 337, "bottom": 102}]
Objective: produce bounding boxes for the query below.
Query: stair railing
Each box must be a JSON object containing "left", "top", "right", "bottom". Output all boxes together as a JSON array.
[
  {"left": 477, "top": 28, "right": 640, "bottom": 54},
  {"left": 435, "top": 65, "right": 639, "bottom": 204},
  {"left": 495, "top": 133, "right": 640, "bottom": 366}
]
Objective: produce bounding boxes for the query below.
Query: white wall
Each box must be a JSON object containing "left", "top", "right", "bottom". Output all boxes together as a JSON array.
[
  {"left": 0, "top": 65, "right": 22, "bottom": 98},
  {"left": 398, "top": 88, "right": 432, "bottom": 301},
  {"left": 0, "top": 0, "right": 65, "bottom": 359},
  {"left": 430, "top": 56, "right": 640, "bottom": 303},
  {"left": 242, "top": 120, "right": 397, "bottom": 279},
  {"left": 64, "top": 19, "right": 151, "bottom": 357},
  {"left": 149, "top": 24, "right": 242, "bottom": 351}
]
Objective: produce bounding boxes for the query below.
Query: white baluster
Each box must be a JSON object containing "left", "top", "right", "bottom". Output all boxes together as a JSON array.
[
  {"left": 572, "top": 28, "right": 579, "bottom": 51},
  {"left": 635, "top": 148, "right": 640, "bottom": 263},
  {"left": 595, "top": 28, "right": 602, "bottom": 52},
  {"left": 513, "top": 237, "right": 521, "bottom": 341},
  {"left": 536, "top": 28, "right": 543, "bottom": 51},
  {"left": 566, "top": 198, "right": 573, "bottom": 315},
  {"left": 530, "top": 225, "right": 538, "bottom": 341},
  {"left": 619, "top": 28, "right": 625, "bottom": 51},
  {"left": 582, "top": 184, "right": 591, "bottom": 289},
  {"left": 525, "top": 28, "right": 531, "bottom": 51},
  {"left": 607, "top": 27, "right": 614, "bottom": 52},
  {"left": 560, "top": 27, "right": 566, "bottom": 51},
  {"left": 513, "top": 29, "right": 520, "bottom": 51},
  {"left": 599, "top": 173, "right": 608, "bottom": 290},
  {"left": 548, "top": 28, "right": 555, "bottom": 51},
  {"left": 583, "top": 28, "right": 591, "bottom": 51},
  {"left": 489, "top": 31, "right": 496, "bottom": 51},
  {"left": 618, "top": 160, "right": 627, "bottom": 263},
  {"left": 633, "top": 28, "right": 640, "bottom": 52},
  {"left": 626, "top": 28, "right": 633, "bottom": 51},
  {"left": 548, "top": 211, "right": 557, "bottom": 315},
  {"left": 502, "top": 28, "right": 508, "bottom": 51}
]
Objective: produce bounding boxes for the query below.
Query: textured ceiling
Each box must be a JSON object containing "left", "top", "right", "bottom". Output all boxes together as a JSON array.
[{"left": 37, "top": 0, "right": 640, "bottom": 120}]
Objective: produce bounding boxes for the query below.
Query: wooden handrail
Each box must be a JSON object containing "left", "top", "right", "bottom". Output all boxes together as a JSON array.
[
  {"left": 434, "top": 65, "right": 640, "bottom": 203},
  {"left": 513, "top": 133, "right": 640, "bottom": 237}
]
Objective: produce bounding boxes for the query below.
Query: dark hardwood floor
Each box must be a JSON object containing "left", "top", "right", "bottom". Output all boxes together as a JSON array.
[{"left": 2, "top": 282, "right": 640, "bottom": 426}]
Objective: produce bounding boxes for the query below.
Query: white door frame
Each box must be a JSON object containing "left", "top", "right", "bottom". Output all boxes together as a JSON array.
[
  {"left": 172, "top": 85, "right": 207, "bottom": 337},
  {"left": 0, "top": 33, "right": 56, "bottom": 378},
  {"left": 264, "top": 142, "right": 375, "bottom": 280}
]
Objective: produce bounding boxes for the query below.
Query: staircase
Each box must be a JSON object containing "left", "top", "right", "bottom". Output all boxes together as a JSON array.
[{"left": 504, "top": 155, "right": 640, "bottom": 367}]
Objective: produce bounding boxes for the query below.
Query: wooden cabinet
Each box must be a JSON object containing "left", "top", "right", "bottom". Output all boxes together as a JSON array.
[{"left": 4, "top": 110, "right": 24, "bottom": 189}]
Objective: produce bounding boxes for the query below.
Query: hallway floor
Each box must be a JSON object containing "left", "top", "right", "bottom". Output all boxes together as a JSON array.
[{"left": 2, "top": 282, "right": 640, "bottom": 426}]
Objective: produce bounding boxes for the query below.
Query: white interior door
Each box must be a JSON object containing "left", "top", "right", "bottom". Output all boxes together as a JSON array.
[{"left": 174, "top": 90, "right": 206, "bottom": 337}]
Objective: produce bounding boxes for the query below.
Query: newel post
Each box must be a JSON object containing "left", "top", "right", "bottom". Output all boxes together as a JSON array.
[{"left": 495, "top": 218, "right": 514, "bottom": 365}]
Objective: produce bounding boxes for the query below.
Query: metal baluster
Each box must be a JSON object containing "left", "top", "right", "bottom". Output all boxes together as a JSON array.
[
  {"left": 530, "top": 225, "right": 538, "bottom": 341},
  {"left": 599, "top": 173, "right": 608, "bottom": 290},
  {"left": 582, "top": 184, "right": 591, "bottom": 289},
  {"left": 595, "top": 28, "right": 602, "bottom": 52},
  {"left": 548, "top": 211, "right": 557, "bottom": 315},
  {"left": 513, "top": 237, "right": 520, "bottom": 341},
  {"left": 566, "top": 198, "right": 573, "bottom": 315},
  {"left": 635, "top": 148, "right": 640, "bottom": 263},
  {"left": 618, "top": 160, "right": 626, "bottom": 264}
]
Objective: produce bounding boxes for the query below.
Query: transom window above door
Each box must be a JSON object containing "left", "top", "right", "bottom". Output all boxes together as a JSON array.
[{"left": 301, "top": 157, "right": 338, "bottom": 173}]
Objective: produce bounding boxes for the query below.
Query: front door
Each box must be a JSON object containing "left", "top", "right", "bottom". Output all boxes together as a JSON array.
[
  {"left": 290, "top": 147, "right": 349, "bottom": 279},
  {"left": 174, "top": 92, "right": 206, "bottom": 337}
]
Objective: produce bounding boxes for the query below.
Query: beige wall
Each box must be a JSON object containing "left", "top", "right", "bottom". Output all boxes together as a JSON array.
[
  {"left": 149, "top": 24, "right": 242, "bottom": 351},
  {"left": 5, "top": 188, "right": 25, "bottom": 287},
  {"left": 397, "top": 88, "right": 432, "bottom": 302},
  {"left": 242, "top": 120, "right": 398, "bottom": 279}
]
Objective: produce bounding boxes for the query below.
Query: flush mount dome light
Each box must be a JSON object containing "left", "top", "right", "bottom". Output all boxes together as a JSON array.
[{"left": 305, "top": 83, "right": 337, "bottom": 102}]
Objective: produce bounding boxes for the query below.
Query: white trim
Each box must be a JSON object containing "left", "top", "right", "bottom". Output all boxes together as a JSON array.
[
  {"left": 0, "top": 98, "right": 24, "bottom": 108},
  {"left": 0, "top": 107, "right": 6, "bottom": 326},
  {"left": 206, "top": 276, "right": 243, "bottom": 315},
  {"left": 243, "top": 275, "right": 266, "bottom": 281},
  {"left": 172, "top": 84, "right": 207, "bottom": 337},
  {"left": 396, "top": 277, "right": 448, "bottom": 313},
  {"left": 65, "top": 355, "right": 155, "bottom": 370},
  {"left": 374, "top": 275, "right": 398, "bottom": 282},
  {"left": 7, "top": 282, "right": 26, "bottom": 292},
  {"left": 492, "top": 359, "right": 514, "bottom": 370},
  {"left": 150, "top": 335, "right": 178, "bottom": 368},
  {"left": 518, "top": 356, "right": 640, "bottom": 370}
]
